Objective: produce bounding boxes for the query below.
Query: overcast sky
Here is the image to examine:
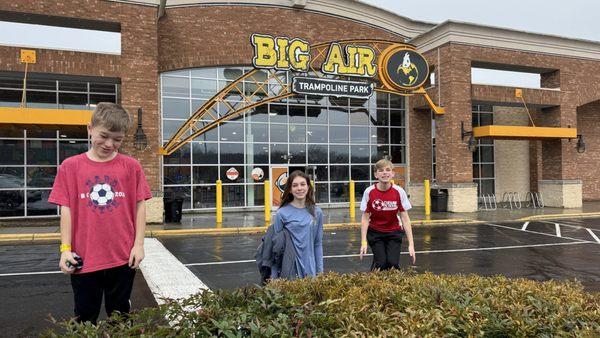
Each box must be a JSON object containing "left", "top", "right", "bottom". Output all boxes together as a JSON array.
[{"left": 363, "top": 0, "right": 599, "bottom": 42}]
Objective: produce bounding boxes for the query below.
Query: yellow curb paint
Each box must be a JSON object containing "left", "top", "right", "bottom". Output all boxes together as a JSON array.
[
  {"left": 33, "top": 233, "right": 60, "bottom": 240},
  {"left": 0, "top": 234, "right": 34, "bottom": 241}
]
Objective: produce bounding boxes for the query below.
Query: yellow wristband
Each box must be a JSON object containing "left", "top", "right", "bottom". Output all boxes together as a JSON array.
[
  {"left": 361, "top": 240, "right": 368, "bottom": 246},
  {"left": 60, "top": 244, "right": 72, "bottom": 253}
]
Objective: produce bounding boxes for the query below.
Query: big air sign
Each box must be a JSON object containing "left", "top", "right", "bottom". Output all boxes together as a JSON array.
[{"left": 250, "top": 34, "right": 429, "bottom": 96}]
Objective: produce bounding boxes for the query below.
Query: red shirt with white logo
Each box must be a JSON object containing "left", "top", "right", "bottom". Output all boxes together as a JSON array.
[
  {"left": 360, "top": 184, "right": 412, "bottom": 233},
  {"left": 49, "top": 153, "right": 152, "bottom": 273}
]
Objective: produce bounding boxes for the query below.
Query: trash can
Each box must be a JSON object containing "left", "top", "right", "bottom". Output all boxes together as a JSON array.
[
  {"left": 430, "top": 188, "right": 448, "bottom": 212},
  {"left": 164, "top": 197, "right": 183, "bottom": 223}
]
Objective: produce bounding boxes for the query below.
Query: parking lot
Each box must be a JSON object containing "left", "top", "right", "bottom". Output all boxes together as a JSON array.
[{"left": 1, "top": 218, "right": 599, "bottom": 336}]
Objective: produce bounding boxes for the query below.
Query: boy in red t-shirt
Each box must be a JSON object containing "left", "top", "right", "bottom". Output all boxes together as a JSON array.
[
  {"left": 359, "top": 159, "right": 415, "bottom": 270},
  {"left": 49, "top": 102, "right": 152, "bottom": 323}
]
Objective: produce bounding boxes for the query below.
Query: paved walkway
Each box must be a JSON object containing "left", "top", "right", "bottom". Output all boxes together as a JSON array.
[{"left": 2, "top": 202, "right": 600, "bottom": 241}]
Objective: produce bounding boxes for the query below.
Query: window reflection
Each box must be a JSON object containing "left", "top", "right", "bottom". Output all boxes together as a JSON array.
[
  {"left": 163, "top": 166, "right": 191, "bottom": 185},
  {"left": 308, "top": 145, "right": 328, "bottom": 164},
  {"left": 329, "top": 126, "right": 349, "bottom": 144},
  {"left": 329, "top": 145, "right": 349, "bottom": 163},
  {"left": 351, "top": 145, "right": 370, "bottom": 163},
  {"left": 27, "top": 167, "right": 57, "bottom": 188}
]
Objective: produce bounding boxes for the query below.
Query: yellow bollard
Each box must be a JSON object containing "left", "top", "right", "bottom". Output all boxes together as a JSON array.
[
  {"left": 216, "top": 180, "right": 223, "bottom": 224},
  {"left": 349, "top": 180, "right": 356, "bottom": 221},
  {"left": 264, "top": 180, "right": 271, "bottom": 227},
  {"left": 425, "top": 179, "right": 431, "bottom": 217}
]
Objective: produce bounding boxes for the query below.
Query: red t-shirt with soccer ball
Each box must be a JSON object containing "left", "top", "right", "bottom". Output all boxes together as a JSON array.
[
  {"left": 360, "top": 184, "right": 412, "bottom": 233},
  {"left": 49, "top": 153, "right": 152, "bottom": 274}
]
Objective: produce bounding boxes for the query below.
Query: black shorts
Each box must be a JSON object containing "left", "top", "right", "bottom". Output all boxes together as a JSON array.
[
  {"left": 367, "top": 227, "right": 404, "bottom": 271},
  {"left": 70, "top": 263, "right": 136, "bottom": 323}
]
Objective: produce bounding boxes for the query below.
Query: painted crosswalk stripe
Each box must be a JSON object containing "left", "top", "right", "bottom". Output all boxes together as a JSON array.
[
  {"left": 587, "top": 228, "right": 600, "bottom": 243},
  {"left": 140, "top": 238, "right": 209, "bottom": 305}
]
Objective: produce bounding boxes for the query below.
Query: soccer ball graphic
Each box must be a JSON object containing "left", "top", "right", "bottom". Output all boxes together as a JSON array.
[
  {"left": 90, "top": 183, "right": 115, "bottom": 206},
  {"left": 372, "top": 199, "right": 384, "bottom": 211}
]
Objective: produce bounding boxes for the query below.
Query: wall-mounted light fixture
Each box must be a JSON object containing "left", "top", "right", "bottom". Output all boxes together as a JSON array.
[
  {"left": 576, "top": 134, "right": 586, "bottom": 153},
  {"left": 134, "top": 107, "right": 148, "bottom": 151},
  {"left": 461, "top": 121, "right": 478, "bottom": 152}
]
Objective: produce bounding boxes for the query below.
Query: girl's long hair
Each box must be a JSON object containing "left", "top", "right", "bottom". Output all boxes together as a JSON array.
[{"left": 280, "top": 170, "right": 316, "bottom": 217}]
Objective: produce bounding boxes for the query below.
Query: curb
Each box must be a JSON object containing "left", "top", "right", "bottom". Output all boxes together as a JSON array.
[
  {"left": 2, "top": 213, "right": 598, "bottom": 242},
  {"left": 0, "top": 218, "right": 482, "bottom": 242}
]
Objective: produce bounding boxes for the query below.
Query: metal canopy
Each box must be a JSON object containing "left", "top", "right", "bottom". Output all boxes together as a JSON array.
[
  {"left": 0, "top": 107, "right": 92, "bottom": 126},
  {"left": 473, "top": 125, "right": 577, "bottom": 140}
]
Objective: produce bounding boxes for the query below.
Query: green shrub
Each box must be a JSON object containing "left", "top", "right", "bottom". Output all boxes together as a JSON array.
[{"left": 43, "top": 271, "right": 600, "bottom": 337}]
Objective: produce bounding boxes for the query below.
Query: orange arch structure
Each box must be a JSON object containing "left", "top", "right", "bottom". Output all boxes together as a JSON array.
[{"left": 159, "top": 39, "right": 444, "bottom": 155}]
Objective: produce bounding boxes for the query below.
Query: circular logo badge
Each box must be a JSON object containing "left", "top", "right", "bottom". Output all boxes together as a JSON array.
[
  {"left": 226, "top": 167, "right": 239, "bottom": 181},
  {"left": 251, "top": 167, "right": 264, "bottom": 181},
  {"left": 276, "top": 172, "right": 288, "bottom": 193},
  {"left": 378, "top": 45, "right": 429, "bottom": 91},
  {"left": 372, "top": 199, "right": 384, "bottom": 211}
]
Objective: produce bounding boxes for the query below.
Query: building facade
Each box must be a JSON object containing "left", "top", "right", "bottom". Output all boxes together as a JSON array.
[{"left": 0, "top": 0, "right": 599, "bottom": 220}]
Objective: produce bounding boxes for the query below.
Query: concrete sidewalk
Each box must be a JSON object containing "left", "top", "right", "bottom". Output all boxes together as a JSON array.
[{"left": 2, "top": 202, "right": 600, "bottom": 242}]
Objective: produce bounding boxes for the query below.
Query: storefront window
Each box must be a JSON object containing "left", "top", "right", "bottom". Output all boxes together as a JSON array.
[
  {"left": 0, "top": 127, "right": 90, "bottom": 218},
  {"left": 160, "top": 67, "right": 407, "bottom": 211}
]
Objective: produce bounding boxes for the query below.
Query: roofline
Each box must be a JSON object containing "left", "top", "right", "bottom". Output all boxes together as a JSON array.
[
  {"left": 106, "top": 0, "right": 435, "bottom": 38},
  {"left": 410, "top": 20, "right": 600, "bottom": 61}
]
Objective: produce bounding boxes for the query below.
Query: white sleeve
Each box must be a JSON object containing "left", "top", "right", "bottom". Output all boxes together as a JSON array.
[
  {"left": 360, "top": 186, "right": 373, "bottom": 212},
  {"left": 394, "top": 185, "right": 412, "bottom": 211}
]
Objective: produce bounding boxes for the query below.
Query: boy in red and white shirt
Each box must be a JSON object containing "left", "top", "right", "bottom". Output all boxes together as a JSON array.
[
  {"left": 359, "top": 159, "right": 415, "bottom": 270},
  {"left": 49, "top": 103, "right": 152, "bottom": 323}
]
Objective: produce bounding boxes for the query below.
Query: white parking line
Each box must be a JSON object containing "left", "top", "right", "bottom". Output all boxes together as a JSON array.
[
  {"left": 521, "top": 221, "right": 529, "bottom": 231},
  {"left": 0, "top": 270, "right": 62, "bottom": 277},
  {"left": 540, "top": 220, "right": 600, "bottom": 242},
  {"left": 587, "top": 229, "right": 600, "bottom": 243},
  {"left": 555, "top": 223, "right": 561, "bottom": 237},
  {"left": 184, "top": 241, "right": 589, "bottom": 267},
  {"left": 485, "top": 223, "right": 596, "bottom": 244}
]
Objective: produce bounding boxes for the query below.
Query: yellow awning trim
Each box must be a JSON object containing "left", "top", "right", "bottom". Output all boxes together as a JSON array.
[
  {"left": 0, "top": 107, "right": 92, "bottom": 126},
  {"left": 473, "top": 125, "right": 577, "bottom": 140}
]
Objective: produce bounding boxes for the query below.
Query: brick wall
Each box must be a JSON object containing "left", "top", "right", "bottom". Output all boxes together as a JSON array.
[
  {"left": 157, "top": 5, "right": 402, "bottom": 72},
  {"left": 0, "top": 1, "right": 161, "bottom": 192},
  {"left": 577, "top": 101, "right": 600, "bottom": 200},
  {"left": 420, "top": 43, "right": 600, "bottom": 200}
]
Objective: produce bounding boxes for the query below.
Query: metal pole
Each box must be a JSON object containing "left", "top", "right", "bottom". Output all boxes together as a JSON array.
[
  {"left": 425, "top": 179, "right": 431, "bottom": 217},
  {"left": 349, "top": 180, "right": 355, "bottom": 221},
  {"left": 264, "top": 180, "right": 271, "bottom": 227},
  {"left": 216, "top": 180, "right": 223, "bottom": 224}
]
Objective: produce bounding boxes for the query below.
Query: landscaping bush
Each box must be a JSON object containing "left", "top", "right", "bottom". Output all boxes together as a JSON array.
[{"left": 43, "top": 271, "right": 600, "bottom": 337}]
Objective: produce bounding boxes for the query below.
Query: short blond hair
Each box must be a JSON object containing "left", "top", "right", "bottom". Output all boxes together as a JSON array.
[
  {"left": 374, "top": 158, "right": 393, "bottom": 172},
  {"left": 91, "top": 102, "right": 131, "bottom": 133}
]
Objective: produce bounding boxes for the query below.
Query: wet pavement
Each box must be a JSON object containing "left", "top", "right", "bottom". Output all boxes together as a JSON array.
[
  {"left": 1, "top": 218, "right": 599, "bottom": 336},
  {"left": 162, "top": 220, "right": 600, "bottom": 291},
  {"left": 0, "top": 243, "right": 156, "bottom": 337}
]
